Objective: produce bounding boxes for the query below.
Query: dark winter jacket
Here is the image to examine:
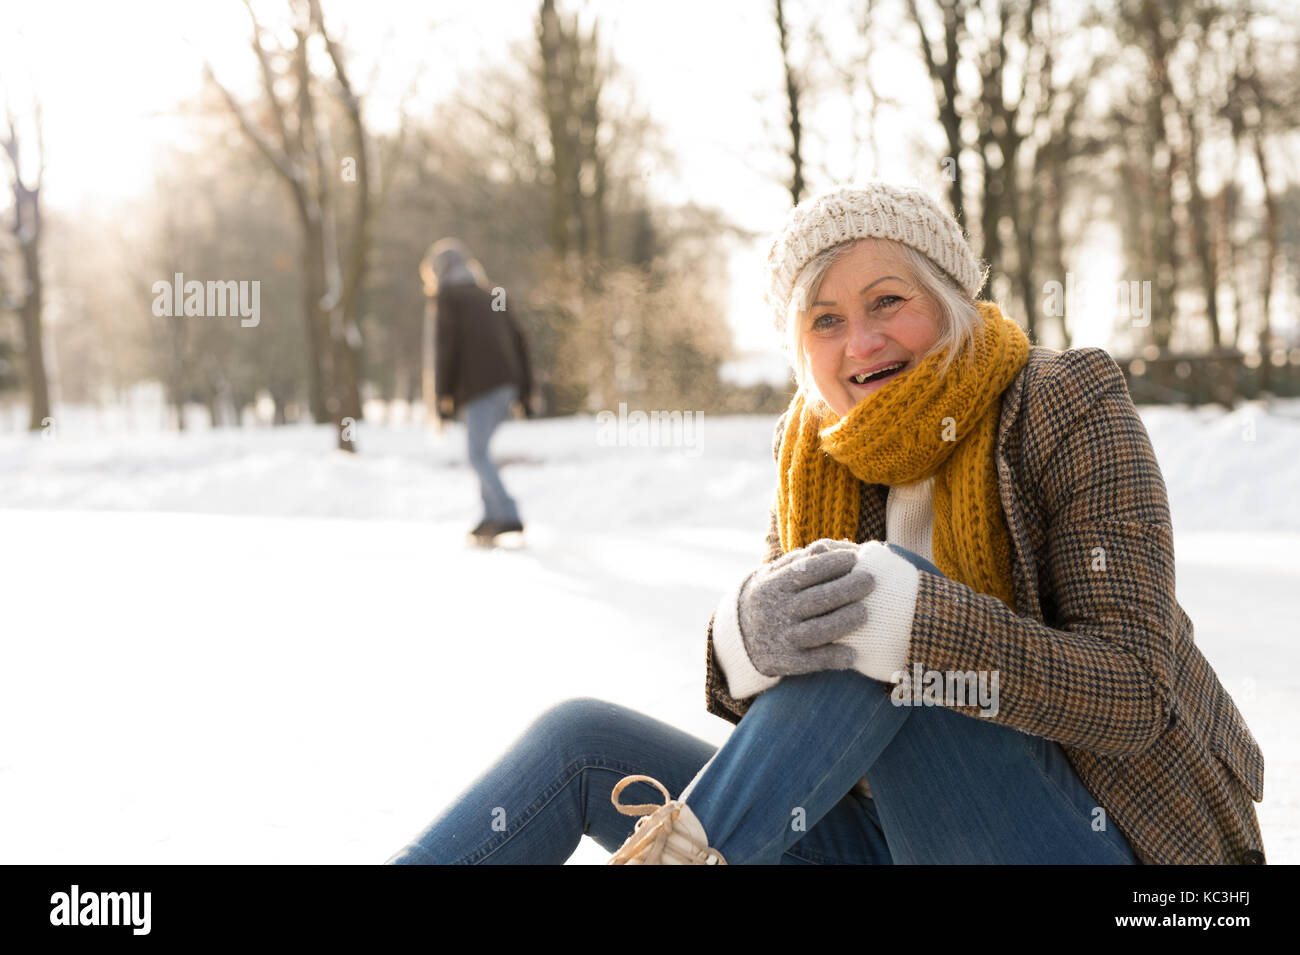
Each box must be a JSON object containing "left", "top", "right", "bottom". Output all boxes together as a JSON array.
[
  {"left": 434, "top": 281, "right": 533, "bottom": 414},
  {"left": 704, "top": 345, "right": 1266, "bottom": 865}
]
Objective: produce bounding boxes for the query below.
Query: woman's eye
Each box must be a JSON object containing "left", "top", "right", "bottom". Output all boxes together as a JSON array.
[
  {"left": 875, "top": 295, "right": 903, "bottom": 309},
  {"left": 811, "top": 313, "right": 839, "bottom": 330}
]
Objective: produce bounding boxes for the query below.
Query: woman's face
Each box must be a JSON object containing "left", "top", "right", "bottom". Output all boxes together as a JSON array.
[{"left": 800, "top": 239, "right": 942, "bottom": 418}]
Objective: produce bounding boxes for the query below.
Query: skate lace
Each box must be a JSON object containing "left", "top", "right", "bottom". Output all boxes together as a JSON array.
[{"left": 605, "top": 774, "right": 723, "bottom": 865}]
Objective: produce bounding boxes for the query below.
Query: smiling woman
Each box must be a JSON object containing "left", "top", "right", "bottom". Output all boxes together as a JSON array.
[
  {"left": 385, "top": 180, "right": 1265, "bottom": 866},
  {"left": 693, "top": 181, "right": 1264, "bottom": 866}
]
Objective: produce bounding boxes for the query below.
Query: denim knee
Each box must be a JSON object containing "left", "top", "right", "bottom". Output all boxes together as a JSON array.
[
  {"left": 516, "top": 697, "right": 623, "bottom": 759},
  {"left": 756, "top": 668, "right": 894, "bottom": 717},
  {"left": 526, "top": 696, "right": 607, "bottom": 733}
]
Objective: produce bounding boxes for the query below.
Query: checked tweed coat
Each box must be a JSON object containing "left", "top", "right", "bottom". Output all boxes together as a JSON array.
[{"left": 704, "top": 345, "right": 1266, "bottom": 865}]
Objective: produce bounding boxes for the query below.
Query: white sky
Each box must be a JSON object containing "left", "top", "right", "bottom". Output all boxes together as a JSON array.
[{"left": 3, "top": 0, "right": 1158, "bottom": 374}]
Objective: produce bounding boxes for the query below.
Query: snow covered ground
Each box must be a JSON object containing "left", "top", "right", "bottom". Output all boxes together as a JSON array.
[{"left": 1, "top": 398, "right": 1296, "bottom": 864}]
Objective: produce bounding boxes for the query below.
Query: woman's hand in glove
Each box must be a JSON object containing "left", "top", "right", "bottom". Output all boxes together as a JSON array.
[{"left": 737, "top": 538, "right": 875, "bottom": 678}]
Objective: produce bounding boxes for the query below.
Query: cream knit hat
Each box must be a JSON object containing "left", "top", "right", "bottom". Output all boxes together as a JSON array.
[{"left": 764, "top": 181, "right": 983, "bottom": 335}]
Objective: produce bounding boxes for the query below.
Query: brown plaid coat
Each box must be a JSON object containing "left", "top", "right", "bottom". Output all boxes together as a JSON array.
[{"left": 704, "top": 345, "right": 1266, "bottom": 865}]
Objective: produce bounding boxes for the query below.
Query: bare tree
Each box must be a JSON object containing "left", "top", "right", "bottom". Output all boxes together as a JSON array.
[
  {"left": 773, "top": 0, "right": 808, "bottom": 205},
  {"left": 205, "top": 0, "right": 385, "bottom": 451},
  {"left": 1175, "top": 3, "right": 1232, "bottom": 350},
  {"left": 1115, "top": 0, "right": 1194, "bottom": 351},
  {"left": 536, "top": 0, "right": 610, "bottom": 270},
  {"left": 821, "top": 0, "right": 902, "bottom": 180},
  {"left": 907, "top": 0, "right": 970, "bottom": 225},
  {"left": 906, "top": 0, "right": 1076, "bottom": 338},
  {"left": 972, "top": 0, "right": 1042, "bottom": 305},
  {"left": 1026, "top": 12, "right": 1107, "bottom": 348},
  {"left": 1230, "top": 16, "right": 1286, "bottom": 392},
  {"left": 1, "top": 103, "right": 50, "bottom": 431},
  {"left": 1106, "top": 0, "right": 1295, "bottom": 379}
]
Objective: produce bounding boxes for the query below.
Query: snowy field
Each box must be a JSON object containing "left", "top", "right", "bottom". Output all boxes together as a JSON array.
[{"left": 1, "top": 397, "right": 1297, "bottom": 865}]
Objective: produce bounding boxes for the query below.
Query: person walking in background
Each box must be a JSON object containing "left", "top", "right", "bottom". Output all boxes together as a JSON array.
[{"left": 420, "top": 238, "right": 534, "bottom": 543}]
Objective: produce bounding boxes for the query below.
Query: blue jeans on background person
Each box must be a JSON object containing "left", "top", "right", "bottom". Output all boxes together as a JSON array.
[
  {"left": 386, "top": 543, "right": 1138, "bottom": 864},
  {"left": 463, "top": 382, "right": 521, "bottom": 526}
]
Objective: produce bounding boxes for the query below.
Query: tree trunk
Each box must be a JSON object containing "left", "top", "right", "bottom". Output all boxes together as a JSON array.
[
  {"left": 17, "top": 237, "right": 50, "bottom": 431},
  {"left": 1141, "top": 0, "right": 1179, "bottom": 350},
  {"left": 1253, "top": 127, "right": 1279, "bottom": 395},
  {"left": 1221, "top": 177, "right": 1243, "bottom": 350},
  {"left": 907, "top": 0, "right": 968, "bottom": 225},
  {"left": 1014, "top": 170, "right": 1037, "bottom": 343},
  {"left": 539, "top": 0, "right": 575, "bottom": 256},
  {"left": 775, "top": 0, "right": 806, "bottom": 205},
  {"left": 2, "top": 121, "right": 51, "bottom": 432},
  {"left": 1183, "top": 106, "right": 1221, "bottom": 348},
  {"left": 270, "top": 383, "right": 289, "bottom": 426},
  {"left": 301, "top": 217, "right": 329, "bottom": 421}
]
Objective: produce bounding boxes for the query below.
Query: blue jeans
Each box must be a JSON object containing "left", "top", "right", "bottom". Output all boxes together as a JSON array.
[
  {"left": 386, "top": 544, "right": 1138, "bottom": 864},
  {"left": 463, "top": 383, "right": 520, "bottom": 524}
]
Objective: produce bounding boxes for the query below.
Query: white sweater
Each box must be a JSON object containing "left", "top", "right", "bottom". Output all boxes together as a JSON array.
[{"left": 709, "top": 477, "right": 937, "bottom": 800}]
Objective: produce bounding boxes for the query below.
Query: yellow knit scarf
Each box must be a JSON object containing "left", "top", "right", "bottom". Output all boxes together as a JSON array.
[{"left": 776, "top": 301, "right": 1030, "bottom": 606}]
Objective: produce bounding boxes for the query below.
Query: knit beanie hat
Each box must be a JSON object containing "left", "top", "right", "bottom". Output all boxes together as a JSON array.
[
  {"left": 764, "top": 181, "right": 983, "bottom": 336},
  {"left": 422, "top": 237, "right": 485, "bottom": 293}
]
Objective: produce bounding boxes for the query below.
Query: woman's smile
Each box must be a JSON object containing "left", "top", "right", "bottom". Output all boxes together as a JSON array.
[{"left": 845, "top": 359, "right": 911, "bottom": 397}]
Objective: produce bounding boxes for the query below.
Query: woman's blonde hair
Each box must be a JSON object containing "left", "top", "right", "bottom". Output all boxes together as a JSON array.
[{"left": 783, "top": 238, "right": 984, "bottom": 410}]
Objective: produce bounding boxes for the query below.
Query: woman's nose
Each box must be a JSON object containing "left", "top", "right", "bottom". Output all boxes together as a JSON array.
[{"left": 845, "top": 316, "right": 886, "bottom": 356}]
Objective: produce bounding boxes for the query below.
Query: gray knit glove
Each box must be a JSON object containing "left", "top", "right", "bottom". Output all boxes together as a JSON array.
[{"left": 737, "top": 539, "right": 876, "bottom": 677}]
